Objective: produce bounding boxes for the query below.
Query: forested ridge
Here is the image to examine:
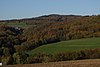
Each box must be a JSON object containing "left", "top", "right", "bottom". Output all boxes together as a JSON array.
[{"left": 0, "top": 14, "right": 100, "bottom": 65}]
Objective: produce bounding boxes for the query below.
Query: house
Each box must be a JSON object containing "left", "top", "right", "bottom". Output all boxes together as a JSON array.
[
  {"left": 15, "top": 27, "right": 21, "bottom": 30},
  {"left": 0, "top": 63, "right": 2, "bottom": 66}
]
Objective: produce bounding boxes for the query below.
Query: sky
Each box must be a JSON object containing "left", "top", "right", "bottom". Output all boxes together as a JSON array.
[{"left": 0, "top": 0, "right": 100, "bottom": 20}]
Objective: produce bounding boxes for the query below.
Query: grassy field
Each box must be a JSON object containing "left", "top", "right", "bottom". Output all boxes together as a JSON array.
[
  {"left": 28, "top": 38, "right": 100, "bottom": 55},
  {"left": 4, "top": 59, "right": 100, "bottom": 67},
  {"left": 0, "top": 22, "right": 28, "bottom": 28},
  {"left": 7, "top": 22, "right": 28, "bottom": 27}
]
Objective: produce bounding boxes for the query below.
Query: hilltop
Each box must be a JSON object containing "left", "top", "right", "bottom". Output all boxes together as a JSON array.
[{"left": 0, "top": 14, "right": 82, "bottom": 22}]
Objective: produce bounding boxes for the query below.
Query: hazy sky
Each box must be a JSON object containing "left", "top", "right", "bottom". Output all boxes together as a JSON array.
[{"left": 0, "top": 0, "right": 100, "bottom": 20}]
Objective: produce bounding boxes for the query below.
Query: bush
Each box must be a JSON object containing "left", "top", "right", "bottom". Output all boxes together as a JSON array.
[
  {"left": 27, "top": 53, "right": 53, "bottom": 63},
  {"left": 13, "top": 52, "right": 29, "bottom": 64}
]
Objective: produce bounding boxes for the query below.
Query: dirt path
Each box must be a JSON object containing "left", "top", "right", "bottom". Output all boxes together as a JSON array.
[{"left": 4, "top": 59, "right": 100, "bottom": 67}]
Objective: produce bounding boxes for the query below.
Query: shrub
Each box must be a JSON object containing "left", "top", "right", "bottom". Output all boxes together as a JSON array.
[{"left": 27, "top": 53, "right": 53, "bottom": 63}]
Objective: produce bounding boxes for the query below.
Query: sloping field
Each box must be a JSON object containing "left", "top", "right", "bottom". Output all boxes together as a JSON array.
[
  {"left": 28, "top": 38, "right": 100, "bottom": 55},
  {"left": 4, "top": 59, "right": 100, "bottom": 67},
  {"left": 0, "top": 22, "right": 28, "bottom": 28}
]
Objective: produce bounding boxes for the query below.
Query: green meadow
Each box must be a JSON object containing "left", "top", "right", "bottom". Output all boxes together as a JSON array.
[
  {"left": 0, "top": 22, "right": 28, "bottom": 28},
  {"left": 28, "top": 38, "right": 100, "bottom": 55}
]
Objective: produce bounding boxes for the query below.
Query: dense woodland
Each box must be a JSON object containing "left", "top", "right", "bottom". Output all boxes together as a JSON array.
[{"left": 0, "top": 14, "right": 100, "bottom": 65}]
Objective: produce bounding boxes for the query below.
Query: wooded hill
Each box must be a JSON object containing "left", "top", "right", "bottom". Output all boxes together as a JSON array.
[
  {"left": 0, "top": 14, "right": 82, "bottom": 23},
  {"left": 0, "top": 14, "right": 100, "bottom": 65}
]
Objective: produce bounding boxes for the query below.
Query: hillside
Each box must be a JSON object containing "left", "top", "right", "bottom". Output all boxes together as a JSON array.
[
  {"left": 0, "top": 14, "right": 82, "bottom": 23},
  {"left": 0, "top": 14, "right": 100, "bottom": 65},
  {"left": 4, "top": 59, "right": 100, "bottom": 67},
  {"left": 28, "top": 38, "right": 100, "bottom": 55}
]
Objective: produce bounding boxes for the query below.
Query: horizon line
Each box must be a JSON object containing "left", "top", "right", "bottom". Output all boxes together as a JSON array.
[{"left": 0, "top": 13, "right": 99, "bottom": 21}]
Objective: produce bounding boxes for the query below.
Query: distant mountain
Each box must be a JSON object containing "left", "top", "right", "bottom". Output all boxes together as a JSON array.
[{"left": 0, "top": 14, "right": 82, "bottom": 23}]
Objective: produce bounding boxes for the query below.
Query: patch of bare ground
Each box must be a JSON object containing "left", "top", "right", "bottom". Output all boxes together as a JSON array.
[{"left": 4, "top": 59, "right": 100, "bottom": 67}]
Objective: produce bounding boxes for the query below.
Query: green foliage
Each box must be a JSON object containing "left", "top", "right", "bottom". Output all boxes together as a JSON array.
[
  {"left": 13, "top": 52, "right": 28, "bottom": 64},
  {"left": 3, "top": 48, "right": 11, "bottom": 56},
  {"left": 52, "top": 48, "right": 100, "bottom": 62},
  {"left": 7, "top": 56, "right": 14, "bottom": 65},
  {"left": 26, "top": 53, "right": 53, "bottom": 63}
]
